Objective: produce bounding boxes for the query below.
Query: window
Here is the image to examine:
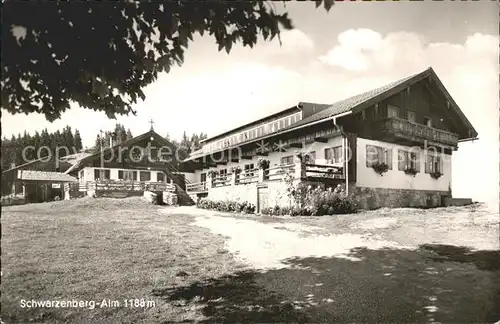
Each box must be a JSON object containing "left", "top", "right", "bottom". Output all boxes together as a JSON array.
[
  {"left": 398, "top": 150, "right": 419, "bottom": 172},
  {"left": 424, "top": 116, "right": 432, "bottom": 127},
  {"left": 366, "top": 145, "right": 392, "bottom": 169},
  {"left": 219, "top": 169, "right": 228, "bottom": 180},
  {"left": 140, "top": 171, "right": 151, "bottom": 181},
  {"left": 94, "top": 169, "right": 110, "bottom": 180},
  {"left": 157, "top": 172, "right": 165, "bottom": 182},
  {"left": 291, "top": 115, "right": 296, "bottom": 123},
  {"left": 425, "top": 153, "right": 442, "bottom": 174},
  {"left": 118, "top": 170, "right": 136, "bottom": 181},
  {"left": 388, "top": 105, "right": 399, "bottom": 118},
  {"left": 279, "top": 120, "right": 284, "bottom": 129},
  {"left": 325, "top": 146, "right": 343, "bottom": 164},
  {"left": 281, "top": 155, "right": 294, "bottom": 166},
  {"left": 305, "top": 151, "right": 316, "bottom": 164},
  {"left": 408, "top": 111, "right": 416, "bottom": 123},
  {"left": 79, "top": 170, "right": 84, "bottom": 182},
  {"left": 244, "top": 163, "right": 255, "bottom": 176},
  {"left": 285, "top": 118, "right": 290, "bottom": 128},
  {"left": 258, "top": 126, "right": 264, "bottom": 137},
  {"left": 201, "top": 173, "right": 206, "bottom": 183}
]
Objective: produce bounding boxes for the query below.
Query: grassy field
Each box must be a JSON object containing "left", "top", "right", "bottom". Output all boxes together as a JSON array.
[
  {"left": 2, "top": 198, "right": 499, "bottom": 323},
  {"left": 1, "top": 197, "right": 244, "bottom": 323}
]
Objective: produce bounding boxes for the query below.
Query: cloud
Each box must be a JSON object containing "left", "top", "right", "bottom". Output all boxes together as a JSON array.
[
  {"left": 276, "top": 29, "right": 315, "bottom": 53},
  {"left": 318, "top": 29, "right": 498, "bottom": 75}
]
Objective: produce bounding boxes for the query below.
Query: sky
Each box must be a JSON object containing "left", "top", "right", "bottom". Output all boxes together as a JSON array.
[{"left": 2, "top": 1, "right": 499, "bottom": 207}]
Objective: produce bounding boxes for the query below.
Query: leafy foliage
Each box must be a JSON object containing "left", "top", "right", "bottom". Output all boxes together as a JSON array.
[
  {"left": 2, "top": 0, "right": 334, "bottom": 121},
  {"left": 277, "top": 180, "right": 358, "bottom": 216},
  {"left": 257, "top": 158, "right": 270, "bottom": 170},
  {"left": 404, "top": 166, "right": 418, "bottom": 176},
  {"left": 197, "top": 198, "right": 256, "bottom": 214},
  {"left": 430, "top": 171, "right": 442, "bottom": 179},
  {"left": 371, "top": 162, "right": 389, "bottom": 175}
]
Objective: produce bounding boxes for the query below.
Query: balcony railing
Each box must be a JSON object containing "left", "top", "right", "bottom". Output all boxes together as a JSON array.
[
  {"left": 305, "top": 163, "right": 344, "bottom": 179},
  {"left": 84, "top": 180, "right": 176, "bottom": 192},
  {"left": 375, "top": 117, "right": 459, "bottom": 147},
  {"left": 186, "top": 182, "right": 208, "bottom": 193},
  {"left": 186, "top": 161, "right": 347, "bottom": 193}
]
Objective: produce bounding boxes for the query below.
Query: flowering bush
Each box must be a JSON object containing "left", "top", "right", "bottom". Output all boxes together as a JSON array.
[
  {"left": 196, "top": 198, "right": 256, "bottom": 214},
  {"left": 430, "top": 171, "right": 442, "bottom": 179},
  {"left": 371, "top": 162, "right": 389, "bottom": 175},
  {"left": 257, "top": 158, "right": 270, "bottom": 170},
  {"left": 263, "top": 182, "right": 357, "bottom": 216},
  {"left": 404, "top": 166, "right": 418, "bottom": 176}
]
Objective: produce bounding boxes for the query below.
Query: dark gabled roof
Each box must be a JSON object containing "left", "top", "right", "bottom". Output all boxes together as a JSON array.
[
  {"left": 2, "top": 156, "right": 77, "bottom": 174},
  {"left": 291, "top": 71, "right": 422, "bottom": 128},
  {"left": 17, "top": 170, "right": 77, "bottom": 182},
  {"left": 290, "top": 67, "right": 478, "bottom": 138},
  {"left": 64, "top": 129, "right": 176, "bottom": 174},
  {"left": 182, "top": 67, "right": 478, "bottom": 162}
]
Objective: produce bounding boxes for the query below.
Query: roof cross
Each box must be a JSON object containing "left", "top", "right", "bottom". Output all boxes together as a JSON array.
[{"left": 149, "top": 118, "right": 154, "bottom": 131}]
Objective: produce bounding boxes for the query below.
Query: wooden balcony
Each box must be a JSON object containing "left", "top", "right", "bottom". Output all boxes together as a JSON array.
[
  {"left": 83, "top": 180, "right": 176, "bottom": 192},
  {"left": 186, "top": 182, "right": 208, "bottom": 193},
  {"left": 374, "top": 117, "right": 459, "bottom": 148}
]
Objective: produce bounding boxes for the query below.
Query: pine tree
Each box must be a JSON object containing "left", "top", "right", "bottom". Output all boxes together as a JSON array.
[
  {"left": 94, "top": 135, "right": 103, "bottom": 153},
  {"left": 63, "top": 126, "right": 75, "bottom": 152},
  {"left": 74, "top": 129, "right": 83, "bottom": 152},
  {"left": 126, "top": 129, "right": 133, "bottom": 140},
  {"left": 40, "top": 128, "right": 51, "bottom": 158}
]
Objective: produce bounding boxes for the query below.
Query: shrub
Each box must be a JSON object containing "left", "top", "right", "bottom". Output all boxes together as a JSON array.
[{"left": 196, "top": 198, "right": 255, "bottom": 214}]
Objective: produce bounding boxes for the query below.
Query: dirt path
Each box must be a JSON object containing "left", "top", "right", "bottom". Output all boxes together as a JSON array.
[{"left": 177, "top": 204, "right": 499, "bottom": 270}]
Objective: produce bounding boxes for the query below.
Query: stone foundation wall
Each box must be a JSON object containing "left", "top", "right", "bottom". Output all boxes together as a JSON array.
[{"left": 352, "top": 186, "right": 449, "bottom": 210}]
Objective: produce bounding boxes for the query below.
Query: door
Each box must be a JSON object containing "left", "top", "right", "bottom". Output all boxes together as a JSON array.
[{"left": 257, "top": 187, "right": 269, "bottom": 214}]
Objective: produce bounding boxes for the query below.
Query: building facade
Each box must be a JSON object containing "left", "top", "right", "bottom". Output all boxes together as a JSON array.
[
  {"left": 64, "top": 129, "right": 191, "bottom": 201},
  {"left": 180, "top": 68, "right": 478, "bottom": 211}
]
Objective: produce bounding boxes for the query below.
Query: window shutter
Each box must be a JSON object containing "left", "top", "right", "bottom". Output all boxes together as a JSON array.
[
  {"left": 118, "top": 170, "right": 123, "bottom": 179},
  {"left": 94, "top": 169, "right": 99, "bottom": 179},
  {"left": 425, "top": 154, "right": 430, "bottom": 173},
  {"left": 133, "top": 171, "right": 137, "bottom": 181},
  {"left": 415, "top": 153, "right": 421, "bottom": 173},
  {"left": 398, "top": 150, "right": 406, "bottom": 171},
  {"left": 105, "top": 170, "right": 110, "bottom": 179}
]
